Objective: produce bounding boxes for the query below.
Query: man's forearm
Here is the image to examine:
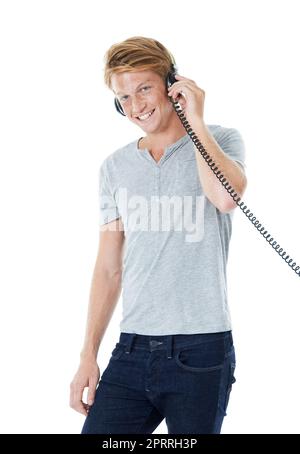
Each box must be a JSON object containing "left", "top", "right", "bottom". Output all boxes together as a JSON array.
[
  {"left": 80, "top": 266, "right": 122, "bottom": 361},
  {"left": 192, "top": 121, "right": 247, "bottom": 213}
]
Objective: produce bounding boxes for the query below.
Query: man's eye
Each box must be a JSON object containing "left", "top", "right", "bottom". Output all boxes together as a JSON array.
[{"left": 120, "top": 86, "right": 150, "bottom": 102}]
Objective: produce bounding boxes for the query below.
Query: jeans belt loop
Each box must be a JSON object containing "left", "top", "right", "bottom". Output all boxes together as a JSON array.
[
  {"left": 167, "top": 335, "right": 173, "bottom": 359},
  {"left": 125, "top": 333, "right": 136, "bottom": 354}
]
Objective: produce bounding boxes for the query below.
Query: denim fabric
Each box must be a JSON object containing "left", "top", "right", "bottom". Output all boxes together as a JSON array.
[{"left": 81, "top": 330, "right": 236, "bottom": 434}]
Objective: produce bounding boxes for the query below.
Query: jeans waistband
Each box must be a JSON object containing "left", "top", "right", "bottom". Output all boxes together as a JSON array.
[{"left": 118, "top": 331, "right": 233, "bottom": 360}]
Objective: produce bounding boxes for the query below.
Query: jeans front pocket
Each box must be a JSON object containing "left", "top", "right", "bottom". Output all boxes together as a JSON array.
[
  {"left": 110, "top": 342, "right": 125, "bottom": 361},
  {"left": 174, "top": 340, "right": 225, "bottom": 373}
]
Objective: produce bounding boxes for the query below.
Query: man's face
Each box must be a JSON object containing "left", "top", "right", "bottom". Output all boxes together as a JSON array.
[{"left": 111, "top": 70, "right": 174, "bottom": 133}]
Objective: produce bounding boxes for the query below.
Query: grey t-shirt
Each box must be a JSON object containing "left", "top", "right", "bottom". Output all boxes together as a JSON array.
[{"left": 98, "top": 124, "right": 246, "bottom": 335}]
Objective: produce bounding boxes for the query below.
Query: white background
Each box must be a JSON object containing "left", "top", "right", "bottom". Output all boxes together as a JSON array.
[{"left": 1, "top": 0, "right": 300, "bottom": 434}]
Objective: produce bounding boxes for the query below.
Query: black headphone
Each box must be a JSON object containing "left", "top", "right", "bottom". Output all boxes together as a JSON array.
[{"left": 114, "top": 63, "right": 178, "bottom": 116}]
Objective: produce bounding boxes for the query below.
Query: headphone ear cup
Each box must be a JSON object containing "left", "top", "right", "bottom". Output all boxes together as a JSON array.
[
  {"left": 166, "top": 73, "right": 171, "bottom": 90},
  {"left": 166, "top": 65, "right": 178, "bottom": 92},
  {"left": 166, "top": 72, "right": 173, "bottom": 90},
  {"left": 114, "top": 97, "right": 126, "bottom": 116}
]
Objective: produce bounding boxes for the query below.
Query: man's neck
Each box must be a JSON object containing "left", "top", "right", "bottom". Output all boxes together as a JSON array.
[{"left": 138, "top": 126, "right": 187, "bottom": 152}]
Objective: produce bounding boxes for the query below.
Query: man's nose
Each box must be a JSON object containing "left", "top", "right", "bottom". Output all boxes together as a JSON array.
[{"left": 131, "top": 95, "right": 146, "bottom": 115}]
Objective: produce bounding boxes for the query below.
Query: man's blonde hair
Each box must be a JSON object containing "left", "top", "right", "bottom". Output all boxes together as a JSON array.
[{"left": 103, "top": 36, "right": 176, "bottom": 90}]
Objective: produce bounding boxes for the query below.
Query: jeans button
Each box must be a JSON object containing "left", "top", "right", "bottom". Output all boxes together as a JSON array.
[{"left": 150, "top": 340, "right": 163, "bottom": 347}]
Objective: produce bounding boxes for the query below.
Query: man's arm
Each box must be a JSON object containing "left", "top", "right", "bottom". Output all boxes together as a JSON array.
[
  {"left": 70, "top": 217, "right": 125, "bottom": 415},
  {"left": 192, "top": 122, "right": 247, "bottom": 213},
  {"left": 80, "top": 217, "right": 125, "bottom": 360}
]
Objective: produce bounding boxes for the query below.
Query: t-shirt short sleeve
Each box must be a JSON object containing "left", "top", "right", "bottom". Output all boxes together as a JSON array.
[
  {"left": 98, "top": 159, "right": 120, "bottom": 226},
  {"left": 217, "top": 127, "right": 246, "bottom": 172}
]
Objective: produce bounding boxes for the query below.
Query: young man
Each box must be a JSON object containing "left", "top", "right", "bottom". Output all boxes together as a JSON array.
[{"left": 70, "top": 36, "right": 247, "bottom": 434}]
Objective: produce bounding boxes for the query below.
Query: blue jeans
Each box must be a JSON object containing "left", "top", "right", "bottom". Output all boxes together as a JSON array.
[{"left": 81, "top": 330, "right": 236, "bottom": 434}]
